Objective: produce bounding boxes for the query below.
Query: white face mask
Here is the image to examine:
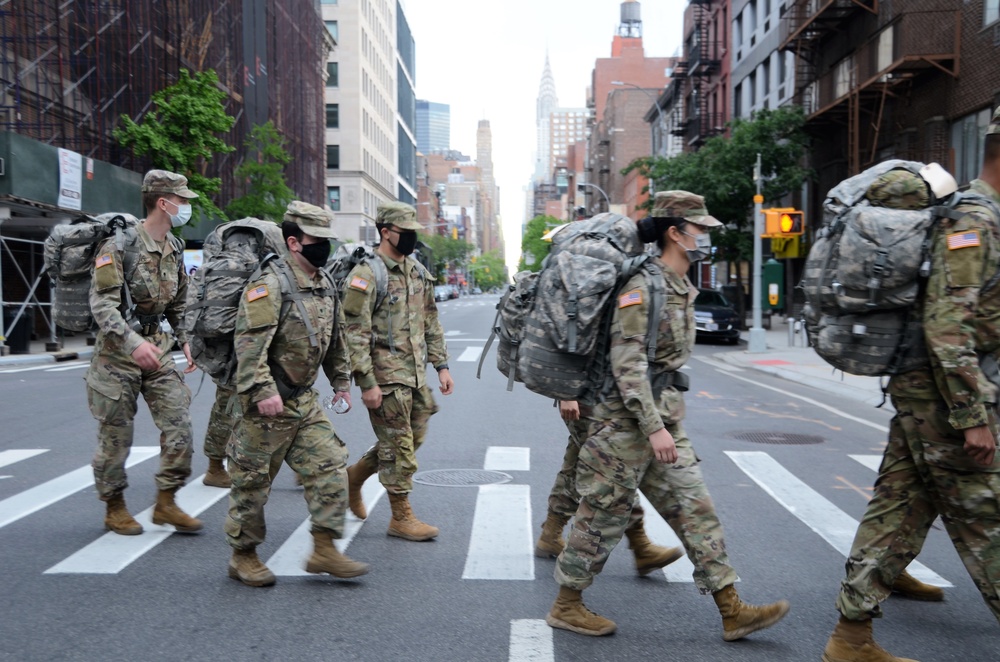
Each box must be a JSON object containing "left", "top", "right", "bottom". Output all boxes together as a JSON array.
[
  {"left": 679, "top": 229, "right": 712, "bottom": 263},
  {"left": 165, "top": 199, "right": 193, "bottom": 228}
]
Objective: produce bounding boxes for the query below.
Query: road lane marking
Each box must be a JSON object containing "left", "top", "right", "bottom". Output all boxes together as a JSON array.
[
  {"left": 0, "top": 449, "right": 48, "bottom": 469},
  {"left": 725, "top": 451, "right": 951, "bottom": 587},
  {"left": 267, "top": 477, "right": 386, "bottom": 576},
  {"left": 484, "top": 447, "right": 530, "bottom": 472},
  {"left": 849, "top": 454, "right": 882, "bottom": 472},
  {"left": 508, "top": 619, "right": 554, "bottom": 662},
  {"left": 463, "top": 483, "right": 534, "bottom": 580},
  {"left": 0, "top": 447, "right": 159, "bottom": 530},
  {"left": 45, "top": 476, "right": 229, "bottom": 574},
  {"left": 457, "top": 346, "right": 485, "bottom": 361},
  {"left": 637, "top": 493, "right": 694, "bottom": 583},
  {"left": 45, "top": 363, "right": 89, "bottom": 372}
]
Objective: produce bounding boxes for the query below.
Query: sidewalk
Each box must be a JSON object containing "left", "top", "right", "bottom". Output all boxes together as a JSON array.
[
  {"left": 713, "top": 316, "right": 890, "bottom": 409},
  {"left": 0, "top": 334, "right": 94, "bottom": 367}
]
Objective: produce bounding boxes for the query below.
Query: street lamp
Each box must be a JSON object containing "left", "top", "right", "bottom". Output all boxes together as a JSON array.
[
  {"left": 577, "top": 182, "right": 610, "bottom": 214},
  {"left": 611, "top": 80, "right": 666, "bottom": 194}
]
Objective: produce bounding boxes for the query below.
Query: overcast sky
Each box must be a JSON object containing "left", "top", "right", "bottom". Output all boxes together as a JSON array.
[{"left": 400, "top": 0, "right": 687, "bottom": 274}]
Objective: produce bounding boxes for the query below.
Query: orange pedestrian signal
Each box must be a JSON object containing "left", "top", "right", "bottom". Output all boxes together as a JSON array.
[{"left": 763, "top": 208, "right": 804, "bottom": 237}]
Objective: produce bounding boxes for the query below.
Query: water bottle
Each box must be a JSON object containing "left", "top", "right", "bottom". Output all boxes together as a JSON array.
[{"left": 322, "top": 394, "right": 351, "bottom": 414}]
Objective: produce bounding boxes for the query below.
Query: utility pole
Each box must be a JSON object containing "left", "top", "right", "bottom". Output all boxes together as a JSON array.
[{"left": 748, "top": 153, "right": 767, "bottom": 353}]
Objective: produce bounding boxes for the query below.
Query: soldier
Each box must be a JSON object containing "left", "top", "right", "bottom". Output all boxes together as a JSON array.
[
  {"left": 86, "top": 169, "right": 203, "bottom": 535},
  {"left": 201, "top": 385, "right": 234, "bottom": 488},
  {"left": 548, "top": 191, "right": 790, "bottom": 640},
  {"left": 821, "top": 108, "right": 1000, "bottom": 662},
  {"left": 224, "top": 201, "right": 369, "bottom": 587},
  {"left": 342, "top": 201, "right": 453, "bottom": 541},
  {"left": 535, "top": 399, "right": 685, "bottom": 577}
]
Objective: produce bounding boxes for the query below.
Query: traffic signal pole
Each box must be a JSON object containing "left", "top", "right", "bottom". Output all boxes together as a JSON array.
[{"left": 748, "top": 153, "right": 767, "bottom": 353}]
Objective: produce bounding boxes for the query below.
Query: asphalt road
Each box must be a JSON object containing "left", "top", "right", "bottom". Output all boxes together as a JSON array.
[{"left": 0, "top": 294, "right": 995, "bottom": 661}]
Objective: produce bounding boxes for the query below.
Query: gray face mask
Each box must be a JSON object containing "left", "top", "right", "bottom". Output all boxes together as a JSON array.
[{"left": 679, "top": 230, "right": 712, "bottom": 263}]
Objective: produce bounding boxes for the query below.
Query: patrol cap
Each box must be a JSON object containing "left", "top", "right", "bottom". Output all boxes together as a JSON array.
[
  {"left": 141, "top": 170, "right": 198, "bottom": 199},
  {"left": 650, "top": 190, "right": 722, "bottom": 228},
  {"left": 988, "top": 105, "right": 1000, "bottom": 136},
  {"left": 377, "top": 201, "right": 422, "bottom": 231},
  {"left": 284, "top": 200, "right": 336, "bottom": 239}
]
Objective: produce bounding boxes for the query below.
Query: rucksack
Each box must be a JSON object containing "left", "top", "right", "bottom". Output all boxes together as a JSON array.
[
  {"left": 802, "top": 160, "right": 1000, "bottom": 376},
  {"left": 43, "top": 213, "right": 141, "bottom": 332},
  {"left": 479, "top": 212, "right": 664, "bottom": 403},
  {"left": 183, "top": 218, "right": 328, "bottom": 384},
  {"left": 324, "top": 242, "right": 390, "bottom": 313}
]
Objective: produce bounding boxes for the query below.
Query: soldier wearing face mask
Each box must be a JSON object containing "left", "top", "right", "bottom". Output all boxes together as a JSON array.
[
  {"left": 342, "top": 201, "right": 453, "bottom": 542},
  {"left": 85, "top": 170, "right": 202, "bottom": 536}
]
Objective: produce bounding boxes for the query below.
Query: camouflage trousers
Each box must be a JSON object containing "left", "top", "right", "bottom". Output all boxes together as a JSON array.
[
  {"left": 555, "top": 416, "right": 739, "bottom": 593},
  {"left": 547, "top": 415, "right": 644, "bottom": 530},
  {"left": 85, "top": 340, "right": 193, "bottom": 499},
  {"left": 203, "top": 383, "right": 235, "bottom": 460},
  {"left": 225, "top": 390, "right": 349, "bottom": 550},
  {"left": 837, "top": 395, "right": 1000, "bottom": 622},
  {"left": 356, "top": 383, "right": 439, "bottom": 495}
]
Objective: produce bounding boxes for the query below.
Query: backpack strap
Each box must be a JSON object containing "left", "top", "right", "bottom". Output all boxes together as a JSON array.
[{"left": 267, "top": 256, "right": 320, "bottom": 348}]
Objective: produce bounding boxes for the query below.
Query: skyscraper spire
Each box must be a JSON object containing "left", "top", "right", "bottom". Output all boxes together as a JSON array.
[{"left": 535, "top": 51, "right": 559, "bottom": 181}]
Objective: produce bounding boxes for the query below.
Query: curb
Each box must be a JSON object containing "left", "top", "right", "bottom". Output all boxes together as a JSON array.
[{"left": 0, "top": 348, "right": 93, "bottom": 368}]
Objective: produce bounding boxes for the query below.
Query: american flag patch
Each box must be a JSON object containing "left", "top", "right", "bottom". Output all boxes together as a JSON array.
[
  {"left": 618, "top": 289, "right": 643, "bottom": 308},
  {"left": 95, "top": 253, "right": 113, "bottom": 269},
  {"left": 947, "top": 230, "right": 981, "bottom": 250},
  {"left": 349, "top": 276, "right": 370, "bottom": 291},
  {"left": 246, "top": 285, "right": 269, "bottom": 302}
]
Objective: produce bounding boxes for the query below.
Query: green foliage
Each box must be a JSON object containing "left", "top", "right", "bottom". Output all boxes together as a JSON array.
[
  {"left": 114, "top": 69, "right": 236, "bottom": 224},
  {"left": 417, "top": 232, "right": 474, "bottom": 279},
  {"left": 470, "top": 250, "right": 508, "bottom": 290},
  {"left": 518, "top": 215, "right": 558, "bottom": 272},
  {"left": 225, "top": 121, "right": 295, "bottom": 221},
  {"left": 624, "top": 106, "right": 812, "bottom": 264}
]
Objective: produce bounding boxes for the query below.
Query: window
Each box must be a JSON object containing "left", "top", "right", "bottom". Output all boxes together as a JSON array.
[
  {"left": 325, "top": 20, "right": 338, "bottom": 42},
  {"left": 951, "top": 108, "right": 992, "bottom": 184},
  {"left": 762, "top": 59, "right": 771, "bottom": 96},
  {"left": 327, "top": 145, "right": 340, "bottom": 169},
  {"left": 326, "top": 62, "right": 338, "bottom": 87},
  {"left": 986, "top": 0, "right": 999, "bottom": 25},
  {"left": 327, "top": 187, "right": 341, "bottom": 211},
  {"left": 322, "top": 0, "right": 338, "bottom": 3},
  {"left": 326, "top": 104, "right": 339, "bottom": 129}
]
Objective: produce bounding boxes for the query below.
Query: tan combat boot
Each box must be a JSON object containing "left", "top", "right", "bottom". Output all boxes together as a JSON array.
[
  {"left": 347, "top": 460, "right": 376, "bottom": 519},
  {"left": 624, "top": 521, "right": 685, "bottom": 576},
  {"left": 891, "top": 570, "right": 944, "bottom": 602},
  {"left": 228, "top": 548, "right": 276, "bottom": 587},
  {"left": 152, "top": 489, "right": 203, "bottom": 532},
  {"left": 711, "top": 584, "right": 790, "bottom": 641},
  {"left": 545, "top": 586, "right": 617, "bottom": 636},
  {"left": 387, "top": 493, "right": 439, "bottom": 541},
  {"left": 104, "top": 494, "right": 143, "bottom": 536},
  {"left": 202, "top": 458, "right": 232, "bottom": 488},
  {"left": 304, "top": 529, "right": 370, "bottom": 578},
  {"left": 822, "top": 616, "right": 919, "bottom": 662},
  {"left": 534, "top": 514, "right": 569, "bottom": 558}
]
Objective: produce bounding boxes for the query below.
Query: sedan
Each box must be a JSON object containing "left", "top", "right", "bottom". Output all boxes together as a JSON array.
[
  {"left": 434, "top": 285, "right": 450, "bottom": 302},
  {"left": 693, "top": 289, "right": 741, "bottom": 344}
]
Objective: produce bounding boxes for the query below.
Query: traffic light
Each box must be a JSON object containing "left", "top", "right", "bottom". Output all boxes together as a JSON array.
[
  {"left": 451, "top": 226, "right": 458, "bottom": 240},
  {"left": 763, "top": 208, "right": 805, "bottom": 237}
]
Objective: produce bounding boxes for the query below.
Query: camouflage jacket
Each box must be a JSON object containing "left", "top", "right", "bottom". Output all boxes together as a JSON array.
[
  {"left": 596, "top": 263, "right": 697, "bottom": 437},
  {"left": 234, "top": 258, "right": 350, "bottom": 403},
  {"left": 342, "top": 251, "right": 448, "bottom": 390},
  {"left": 89, "top": 222, "right": 188, "bottom": 358},
  {"left": 889, "top": 178, "right": 1000, "bottom": 429}
]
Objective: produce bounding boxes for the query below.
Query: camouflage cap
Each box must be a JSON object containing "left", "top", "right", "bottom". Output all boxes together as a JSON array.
[
  {"left": 284, "top": 200, "right": 336, "bottom": 239},
  {"left": 650, "top": 190, "right": 722, "bottom": 227},
  {"left": 866, "top": 170, "right": 931, "bottom": 210},
  {"left": 988, "top": 105, "right": 1000, "bottom": 136},
  {"left": 141, "top": 170, "right": 198, "bottom": 199},
  {"left": 377, "top": 201, "right": 422, "bottom": 231}
]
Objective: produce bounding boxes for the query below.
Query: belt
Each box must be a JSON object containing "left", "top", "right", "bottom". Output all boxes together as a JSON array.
[
  {"left": 269, "top": 362, "right": 311, "bottom": 401},
  {"left": 651, "top": 370, "right": 690, "bottom": 397},
  {"left": 130, "top": 313, "right": 164, "bottom": 336}
]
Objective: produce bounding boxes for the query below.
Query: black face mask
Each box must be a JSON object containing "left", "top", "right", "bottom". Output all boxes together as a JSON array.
[
  {"left": 390, "top": 230, "right": 418, "bottom": 256},
  {"left": 299, "top": 240, "right": 331, "bottom": 269}
]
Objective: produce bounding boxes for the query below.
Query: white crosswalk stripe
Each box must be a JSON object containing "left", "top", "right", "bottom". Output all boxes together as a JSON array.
[
  {"left": 849, "top": 454, "right": 882, "bottom": 472},
  {"left": 637, "top": 493, "right": 695, "bottom": 583},
  {"left": 456, "top": 346, "right": 485, "bottom": 362},
  {"left": 726, "top": 451, "right": 952, "bottom": 587},
  {"left": 508, "top": 619, "right": 554, "bottom": 662},
  {"left": 485, "top": 447, "right": 530, "bottom": 472},
  {"left": 0, "top": 449, "right": 48, "bottom": 469}
]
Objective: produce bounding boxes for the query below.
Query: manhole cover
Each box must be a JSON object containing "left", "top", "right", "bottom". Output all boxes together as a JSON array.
[
  {"left": 413, "top": 469, "right": 513, "bottom": 487},
  {"left": 731, "top": 431, "right": 825, "bottom": 445}
]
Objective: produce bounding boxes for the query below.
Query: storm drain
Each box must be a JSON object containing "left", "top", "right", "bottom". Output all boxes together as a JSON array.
[
  {"left": 731, "top": 431, "right": 825, "bottom": 445},
  {"left": 413, "top": 469, "right": 513, "bottom": 487}
]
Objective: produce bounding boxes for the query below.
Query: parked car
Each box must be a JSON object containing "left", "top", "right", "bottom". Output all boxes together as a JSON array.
[
  {"left": 448, "top": 284, "right": 460, "bottom": 299},
  {"left": 693, "top": 289, "right": 741, "bottom": 344},
  {"left": 434, "top": 285, "right": 451, "bottom": 302},
  {"left": 471, "top": 287, "right": 482, "bottom": 295}
]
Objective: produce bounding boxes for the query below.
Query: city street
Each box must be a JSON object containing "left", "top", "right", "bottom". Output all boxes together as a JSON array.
[{"left": 0, "top": 294, "right": 995, "bottom": 661}]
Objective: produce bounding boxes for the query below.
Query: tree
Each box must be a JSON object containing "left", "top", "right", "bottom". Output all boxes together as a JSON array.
[
  {"left": 114, "top": 68, "right": 236, "bottom": 223},
  {"left": 470, "top": 250, "right": 508, "bottom": 291},
  {"left": 417, "top": 232, "right": 474, "bottom": 280},
  {"left": 518, "top": 215, "right": 558, "bottom": 272},
  {"left": 225, "top": 121, "right": 295, "bottom": 221}
]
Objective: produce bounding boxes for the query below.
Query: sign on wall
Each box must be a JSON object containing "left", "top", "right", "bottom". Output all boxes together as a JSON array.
[{"left": 57, "top": 148, "right": 83, "bottom": 211}]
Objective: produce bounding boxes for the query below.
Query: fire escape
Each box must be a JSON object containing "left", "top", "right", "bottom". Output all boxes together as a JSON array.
[
  {"left": 781, "top": 0, "right": 960, "bottom": 174},
  {"left": 684, "top": 0, "right": 723, "bottom": 148}
]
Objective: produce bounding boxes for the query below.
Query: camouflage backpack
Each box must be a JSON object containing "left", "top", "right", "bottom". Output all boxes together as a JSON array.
[
  {"left": 480, "top": 212, "right": 663, "bottom": 403},
  {"left": 183, "top": 218, "right": 320, "bottom": 383},
  {"left": 43, "top": 213, "right": 141, "bottom": 332},
  {"left": 324, "top": 242, "right": 390, "bottom": 312},
  {"left": 802, "top": 160, "right": 1000, "bottom": 376}
]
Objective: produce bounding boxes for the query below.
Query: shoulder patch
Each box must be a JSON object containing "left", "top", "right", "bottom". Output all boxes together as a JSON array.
[
  {"left": 946, "top": 230, "right": 981, "bottom": 250},
  {"left": 246, "top": 284, "right": 269, "bottom": 302},
  {"left": 349, "top": 276, "right": 370, "bottom": 291},
  {"left": 618, "top": 289, "right": 643, "bottom": 308},
  {"left": 95, "top": 253, "right": 114, "bottom": 269}
]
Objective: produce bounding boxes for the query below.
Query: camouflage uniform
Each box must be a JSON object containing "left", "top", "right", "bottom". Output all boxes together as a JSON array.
[
  {"left": 224, "top": 202, "right": 353, "bottom": 551},
  {"left": 203, "top": 384, "right": 235, "bottom": 461},
  {"left": 342, "top": 207, "right": 448, "bottom": 496},
  {"left": 86, "top": 172, "right": 197, "bottom": 500},
  {"left": 836, "top": 168, "right": 1000, "bottom": 622}
]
